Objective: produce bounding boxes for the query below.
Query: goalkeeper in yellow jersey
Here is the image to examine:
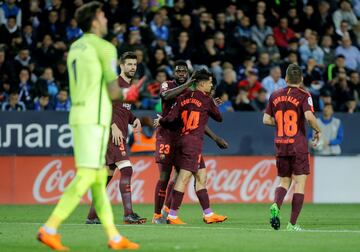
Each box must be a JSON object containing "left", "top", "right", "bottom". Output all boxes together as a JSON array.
[{"left": 36, "top": 1, "right": 140, "bottom": 250}]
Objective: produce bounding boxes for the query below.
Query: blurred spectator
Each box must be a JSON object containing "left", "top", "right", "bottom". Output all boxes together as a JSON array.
[
  {"left": 22, "top": 24, "right": 37, "bottom": 50},
  {"left": 256, "top": 52, "right": 272, "bottom": 80},
  {"left": 150, "top": 12, "right": 169, "bottom": 41},
  {"left": 216, "top": 68, "right": 237, "bottom": 101},
  {"left": 104, "top": 0, "right": 132, "bottom": 27},
  {"left": 251, "top": 88, "right": 268, "bottom": 112},
  {"left": 54, "top": 88, "right": 70, "bottom": 111},
  {"left": 310, "top": 103, "right": 343, "bottom": 155},
  {"left": 280, "top": 51, "right": 299, "bottom": 77},
  {"left": 325, "top": 54, "right": 351, "bottom": 83},
  {"left": 334, "top": 20, "right": 357, "bottom": 44},
  {"left": 250, "top": 13, "right": 273, "bottom": 49},
  {"left": 33, "top": 92, "right": 53, "bottom": 111},
  {"left": 34, "top": 34, "right": 63, "bottom": 68},
  {"left": 302, "top": 58, "right": 323, "bottom": 88},
  {"left": 34, "top": 67, "right": 59, "bottom": 102},
  {"left": 321, "top": 35, "right": 336, "bottom": 68},
  {"left": 261, "top": 34, "right": 281, "bottom": 63},
  {"left": 349, "top": 70, "right": 360, "bottom": 108},
  {"left": 54, "top": 60, "right": 68, "bottom": 88},
  {"left": 196, "top": 11, "right": 215, "bottom": 45},
  {"left": 299, "top": 31, "right": 324, "bottom": 66},
  {"left": 287, "top": 7, "right": 302, "bottom": 33},
  {"left": 0, "top": 47, "right": 14, "bottom": 82},
  {"left": 65, "top": 18, "right": 82, "bottom": 42},
  {"left": 238, "top": 69, "right": 262, "bottom": 100},
  {"left": 318, "top": 89, "right": 333, "bottom": 111},
  {"left": 0, "top": 81, "right": 11, "bottom": 104},
  {"left": 273, "top": 17, "right": 296, "bottom": 54},
  {"left": 233, "top": 88, "right": 255, "bottom": 111},
  {"left": 237, "top": 57, "right": 257, "bottom": 80},
  {"left": 235, "top": 15, "right": 252, "bottom": 42},
  {"left": 17, "top": 68, "right": 34, "bottom": 110},
  {"left": 1, "top": 91, "right": 25, "bottom": 111},
  {"left": 149, "top": 48, "right": 172, "bottom": 77},
  {"left": 133, "top": 0, "right": 151, "bottom": 24},
  {"left": 332, "top": 69, "right": 353, "bottom": 111},
  {"left": 0, "top": 16, "right": 22, "bottom": 52},
  {"left": 173, "top": 14, "right": 195, "bottom": 44},
  {"left": 134, "top": 49, "right": 152, "bottom": 79},
  {"left": 217, "top": 91, "right": 234, "bottom": 113},
  {"left": 315, "top": 1, "right": 332, "bottom": 33},
  {"left": 39, "top": 10, "right": 65, "bottom": 41},
  {"left": 335, "top": 35, "right": 360, "bottom": 71},
  {"left": 172, "top": 31, "right": 192, "bottom": 61},
  {"left": 332, "top": 0, "right": 358, "bottom": 30},
  {"left": 301, "top": 4, "right": 318, "bottom": 31},
  {"left": 0, "top": 0, "right": 22, "bottom": 27},
  {"left": 13, "top": 47, "right": 33, "bottom": 75},
  {"left": 261, "top": 66, "right": 286, "bottom": 99}
]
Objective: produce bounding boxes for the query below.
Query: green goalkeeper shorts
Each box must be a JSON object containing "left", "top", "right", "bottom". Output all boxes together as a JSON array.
[{"left": 71, "top": 124, "right": 109, "bottom": 169}]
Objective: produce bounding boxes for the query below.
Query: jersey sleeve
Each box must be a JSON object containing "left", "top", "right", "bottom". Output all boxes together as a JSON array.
[
  {"left": 208, "top": 98, "right": 222, "bottom": 122},
  {"left": 160, "top": 96, "right": 181, "bottom": 125},
  {"left": 265, "top": 94, "right": 274, "bottom": 116},
  {"left": 128, "top": 111, "right": 137, "bottom": 125},
  {"left": 160, "top": 81, "right": 170, "bottom": 96},
  {"left": 302, "top": 94, "right": 315, "bottom": 113},
  {"left": 100, "top": 43, "right": 118, "bottom": 85}
]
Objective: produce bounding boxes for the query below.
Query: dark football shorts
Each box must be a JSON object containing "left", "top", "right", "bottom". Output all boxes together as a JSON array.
[
  {"left": 106, "top": 140, "right": 130, "bottom": 169},
  {"left": 276, "top": 154, "right": 310, "bottom": 177}
]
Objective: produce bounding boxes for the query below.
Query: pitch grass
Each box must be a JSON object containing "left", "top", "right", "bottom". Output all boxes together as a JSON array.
[{"left": 0, "top": 204, "right": 360, "bottom": 252}]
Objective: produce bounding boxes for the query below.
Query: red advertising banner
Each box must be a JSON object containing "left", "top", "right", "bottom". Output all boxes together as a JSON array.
[{"left": 0, "top": 156, "right": 313, "bottom": 204}]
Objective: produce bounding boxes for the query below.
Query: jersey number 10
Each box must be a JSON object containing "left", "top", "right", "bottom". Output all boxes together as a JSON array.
[{"left": 275, "top": 110, "right": 298, "bottom": 137}]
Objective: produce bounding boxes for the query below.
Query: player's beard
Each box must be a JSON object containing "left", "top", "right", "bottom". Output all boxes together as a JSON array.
[
  {"left": 124, "top": 71, "right": 135, "bottom": 79},
  {"left": 175, "top": 76, "right": 187, "bottom": 85}
]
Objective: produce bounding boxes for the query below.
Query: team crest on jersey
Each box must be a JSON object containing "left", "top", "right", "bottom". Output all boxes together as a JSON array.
[
  {"left": 161, "top": 82, "right": 168, "bottom": 90},
  {"left": 308, "top": 97, "right": 313, "bottom": 107}
]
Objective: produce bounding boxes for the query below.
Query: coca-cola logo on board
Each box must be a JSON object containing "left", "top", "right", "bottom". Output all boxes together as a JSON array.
[{"left": 33, "top": 159, "right": 152, "bottom": 203}]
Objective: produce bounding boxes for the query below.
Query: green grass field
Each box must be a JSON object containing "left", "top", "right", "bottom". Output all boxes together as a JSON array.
[{"left": 0, "top": 204, "right": 359, "bottom": 252}]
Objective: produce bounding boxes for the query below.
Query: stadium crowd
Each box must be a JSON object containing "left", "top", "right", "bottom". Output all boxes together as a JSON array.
[{"left": 0, "top": 0, "right": 360, "bottom": 113}]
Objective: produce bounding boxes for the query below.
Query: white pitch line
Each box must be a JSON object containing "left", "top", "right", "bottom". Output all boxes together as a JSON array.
[{"left": 0, "top": 222, "right": 360, "bottom": 234}]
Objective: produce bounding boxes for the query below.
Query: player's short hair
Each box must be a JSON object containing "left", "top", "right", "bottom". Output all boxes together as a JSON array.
[
  {"left": 174, "top": 60, "right": 188, "bottom": 70},
  {"left": 120, "top": 51, "right": 137, "bottom": 64},
  {"left": 286, "top": 64, "right": 302, "bottom": 85},
  {"left": 75, "top": 1, "right": 103, "bottom": 33},
  {"left": 193, "top": 69, "right": 217, "bottom": 86}
]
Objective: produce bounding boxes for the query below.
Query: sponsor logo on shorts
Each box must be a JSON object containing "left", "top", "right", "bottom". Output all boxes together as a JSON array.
[
  {"left": 121, "top": 151, "right": 126, "bottom": 156},
  {"left": 160, "top": 154, "right": 165, "bottom": 160}
]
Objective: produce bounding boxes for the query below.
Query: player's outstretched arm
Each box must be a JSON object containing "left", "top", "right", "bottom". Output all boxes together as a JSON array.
[
  {"left": 205, "top": 126, "right": 229, "bottom": 149},
  {"left": 107, "top": 79, "right": 141, "bottom": 103},
  {"left": 160, "top": 78, "right": 195, "bottom": 100},
  {"left": 263, "top": 113, "right": 275, "bottom": 126},
  {"left": 305, "top": 111, "right": 321, "bottom": 146}
]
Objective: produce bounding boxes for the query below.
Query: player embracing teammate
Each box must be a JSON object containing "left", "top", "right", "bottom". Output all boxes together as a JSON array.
[
  {"left": 153, "top": 67, "right": 228, "bottom": 224},
  {"left": 263, "top": 64, "right": 321, "bottom": 231}
]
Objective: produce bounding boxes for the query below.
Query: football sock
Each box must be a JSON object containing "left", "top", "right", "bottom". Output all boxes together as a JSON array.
[
  {"left": 169, "top": 190, "right": 185, "bottom": 216},
  {"left": 87, "top": 176, "right": 112, "bottom": 219},
  {"left": 274, "top": 186, "right": 288, "bottom": 208},
  {"left": 196, "top": 189, "right": 212, "bottom": 214},
  {"left": 119, "top": 167, "right": 133, "bottom": 216},
  {"left": 290, "top": 193, "right": 304, "bottom": 225},
  {"left": 164, "top": 180, "right": 175, "bottom": 208},
  {"left": 154, "top": 180, "right": 168, "bottom": 214}
]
